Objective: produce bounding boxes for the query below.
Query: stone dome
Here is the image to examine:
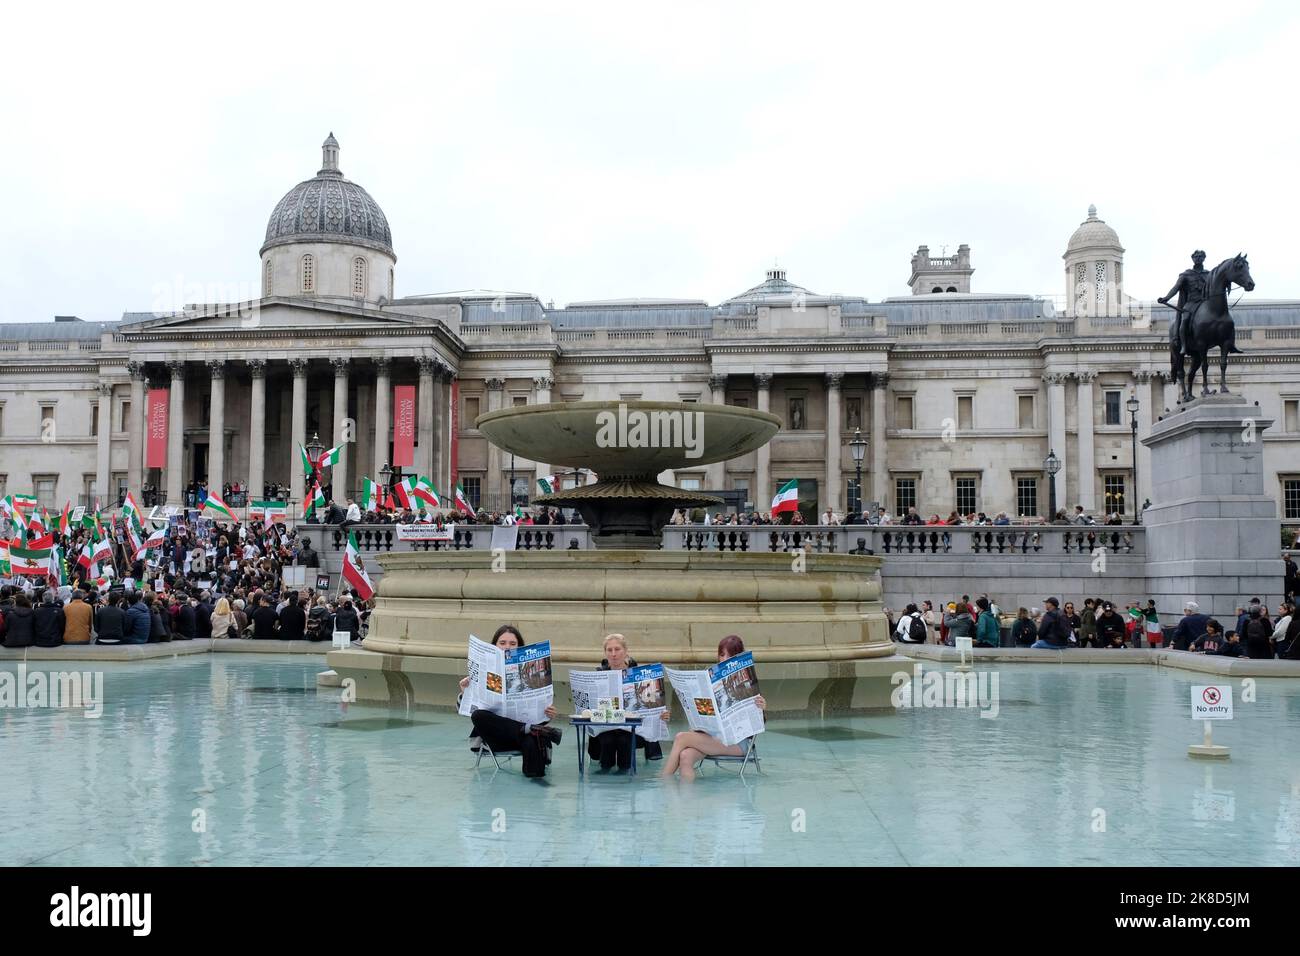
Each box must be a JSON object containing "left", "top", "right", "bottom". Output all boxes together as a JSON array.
[
  {"left": 261, "top": 133, "right": 394, "bottom": 258},
  {"left": 1064, "top": 204, "right": 1123, "bottom": 256}
]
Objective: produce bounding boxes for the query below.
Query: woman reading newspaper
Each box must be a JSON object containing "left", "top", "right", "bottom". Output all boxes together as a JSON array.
[
  {"left": 584, "top": 634, "right": 669, "bottom": 771},
  {"left": 661, "top": 635, "right": 767, "bottom": 781},
  {"left": 458, "top": 624, "right": 560, "bottom": 778}
]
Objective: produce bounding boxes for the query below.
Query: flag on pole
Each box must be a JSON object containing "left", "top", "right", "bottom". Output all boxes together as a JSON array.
[
  {"left": 537, "top": 475, "right": 557, "bottom": 496},
  {"left": 77, "top": 542, "right": 94, "bottom": 572},
  {"left": 301, "top": 483, "right": 318, "bottom": 520},
  {"left": 361, "top": 477, "right": 379, "bottom": 511},
  {"left": 134, "top": 526, "right": 166, "bottom": 558},
  {"left": 122, "top": 492, "right": 145, "bottom": 533},
  {"left": 412, "top": 476, "right": 440, "bottom": 510},
  {"left": 202, "top": 494, "right": 236, "bottom": 521},
  {"left": 384, "top": 488, "right": 398, "bottom": 512},
  {"left": 391, "top": 477, "right": 415, "bottom": 510},
  {"left": 58, "top": 503, "right": 70, "bottom": 537},
  {"left": 93, "top": 530, "right": 116, "bottom": 564},
  {"left": 11, "top": 543, "right": 53, "bottom": 576},
  {"left": 319, "top": 444, "right": 343, "bottom": 468},
  {"left": 25, "top": 530, "right": 55, "bottom": 551},
  {"left": 342, "top": 531, "right": 375, "bottom": 602},
  {"left": 299, "top": 443, "right": 316, "bottom": 476},
  {"left": 49, "top": 545, "right": 68, "bottom": 586},
  {"left": 11, "top": 493, "right": 37, "bottom": 512},
  {"left": 453, "top": 483, "right": 474, "bottom": 514},
  {"left": 0, "top": 539, "right": 10, "bottom": 575},
  {"left": 771, "top": 478, "right": 800, "bottom": 516},
  {"left": 313, "top": 483, "right": 327, "bottom": 513}
]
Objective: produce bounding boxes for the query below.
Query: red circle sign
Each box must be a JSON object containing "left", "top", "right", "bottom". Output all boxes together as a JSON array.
[{"left": 1203, "top": 687, "right": 1221, "bottom": 705}]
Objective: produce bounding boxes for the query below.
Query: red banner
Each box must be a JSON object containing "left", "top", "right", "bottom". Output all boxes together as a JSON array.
[
  {"left": 450, "top": 378, "right": 459, "bottom": 490},
  {"left": 392, "top": 385, "right": 416, "bottom": 468},
  {"left": 146, "top": 388, "right": 169, "bottom": 468}
]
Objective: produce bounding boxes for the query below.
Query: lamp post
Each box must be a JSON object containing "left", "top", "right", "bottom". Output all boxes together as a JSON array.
[
  {"left": 848, "top": 428, "right": 868, "bottom": 515},
  {"left": 1127, "top": 392, "right": 1141, "bottom": 525},
  {"left": 1044, "top": 449, "right": 1061, "bottom": 520},
  {"left": 509, "top": 451, "right": 517, "bottom": 510}
]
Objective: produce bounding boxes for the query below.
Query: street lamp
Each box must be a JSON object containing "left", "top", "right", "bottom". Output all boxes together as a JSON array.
[
  {"left": 848, "top": 428, "right": 868, "bottom": 515},
  {"left": 1044, "top": 449, "right": 1061, "bottom": 520},
  {"left": 1127, "top": 392, "right": 1141, "bottom": 525}
]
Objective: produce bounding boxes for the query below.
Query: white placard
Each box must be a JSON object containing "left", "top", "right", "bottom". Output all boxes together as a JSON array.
[
  {"left": 333, "top": 629, "right": 351, "bottom": 649},
  {"left": 1191, "top": 685, "right": 1233, "bottom": 720}
]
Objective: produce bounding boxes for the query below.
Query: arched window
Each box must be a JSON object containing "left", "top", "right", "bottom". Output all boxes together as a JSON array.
[
  {"left": 263, "top": 258, "right": 273, "bottom": 296},
  {"left": 301, "top": 254, "right": 315, "bottom": 294},
  {"left": 932, "top": 286, "right": 943, "bottom": 294},
  {"left": 352, "top": 257, "right": 368, "bottom": 298},
  {"left": 946, "top": 286, "right": 957, "bottom": 293}
]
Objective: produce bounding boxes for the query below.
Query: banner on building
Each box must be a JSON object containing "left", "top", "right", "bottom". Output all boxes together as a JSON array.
[
  {"left": 393, "top": 384, "right": 416, "bottom": 468},
  {"left": 146, "top": 388, "right": 169, "bottom": 468}
]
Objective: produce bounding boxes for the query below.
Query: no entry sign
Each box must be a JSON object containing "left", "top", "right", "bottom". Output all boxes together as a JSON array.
[{"left": 1191, "top": 684, "right": 1233, "bottom": 720}]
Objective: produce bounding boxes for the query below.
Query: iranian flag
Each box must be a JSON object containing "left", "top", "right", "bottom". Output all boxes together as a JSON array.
[
  {"left": 771, "top": 478, "right": 800, "bottom": 516},
  {"left": 134, "top": 527, "right": 165, "bottom": 558},
  {"left": 31, "top": 508, "right": 50, "bottom": 536},
  {"left": 391, "top": 477, "right": 415, "bottom": 510},
  {"left": 299, "top": 443, "right": 316, "bottom": 476},
  {"left": 122, "top": 492, "right": 145, "bottom": 533},
  {"left": 537, "top": 475, "right": 557, "bottom": 495},
  {"left": 203, "top": 494, "right": 236, "bottom": 521},
  {"left": 11, "top": 543, "right": 52, "bottom": 576},
  {"left": 77, "top": 542, "right": 94, "bottom": 572},
  {"left": 49, "top": 545, "right": 68, "bottom": 586},
  {"left": 342, "top": 531, "right": 375, "bottom": 601},
  {"left": 412, "top": 476, "right": 440, "bottom": 510},
  {"left": 319, "top": 444, "right": 343, "bottom": 469},
  {"left": 124, "top": 523, "right": 143, "bottom": 559},
  {"left": 453, "top": 483, "right": 474, "bottom": 515},
  {"left": 25, "top": 530, "right": 55, "bottom": 551},
  {"left": 93, "top": 531, "right": 116, "bottom": 564},
  {"left": 11, "top": 493, "right": 37, "bottom": 513},
  {"left": 0, "top": 539, "right": 10, "bottom": 574},
  {"left": 361, "top": 477, "right": 380, "bottom": 511},
  {"left": 301, "top": 484, "right": 317, "bottom": 520},
  {"left": 58, "top": 503, "right": 71, "bottom": 537}
]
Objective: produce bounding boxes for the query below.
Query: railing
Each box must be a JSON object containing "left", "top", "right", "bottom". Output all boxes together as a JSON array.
[
  {"left": 300, "top": 523, "right": 594, "bottom": 555},
  {"left": 660, "top": 524, "right": 1144, "bottom": 556}
]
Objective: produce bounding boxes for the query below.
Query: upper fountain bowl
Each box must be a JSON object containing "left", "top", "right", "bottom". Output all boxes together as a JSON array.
[{"left": 476, "top": 400, "right": 781, "bottom": 475}]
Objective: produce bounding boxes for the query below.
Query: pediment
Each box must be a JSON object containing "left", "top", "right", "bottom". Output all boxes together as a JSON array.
[{"left": 117, "top": 297, "right": 451, "bottom": 337}]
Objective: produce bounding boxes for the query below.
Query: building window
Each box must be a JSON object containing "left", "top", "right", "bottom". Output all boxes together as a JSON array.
[
  {"left": 34, "top": 475, "right": 57, "bottom": 510},
  {"left": 90, "top": 402, "right": 99, "bottom": 438},
  {"left": 1095, "top": 261, "right": 1107, "bottom": 303},
  {"left": 301, "top": 254, "right": 315, "bottom": 294},
  {"left": 1103, "top": 474, "right": 1127, "bottom": 515},
  {"left": 1075, "top": 262, "right": 1087, "bottom": 310},
  {"left": 113, "top": 473, "right": 127, "bottom": 506},
  {"left": 894, "top": 476, "right": 917, "bottom": 514},
  {"left": 1017, "top": 395, "right": 1035, "bottom": 429},
  {"left": 1104, "top": 390, "right": 1121, "bottom": 426},
  {"left": 955, "top": 476, "right": 977, "bottom": 515},
  {"left": 461, "top": 476, "right": 481, "bottom": 510},
  {"left": 119, "top": 400, "right": 130, "bottom": 432},
  {"left": 1283, "top": 478, "right": 1300, "bottom": 520},
  {"left": 352, "top": 257, "right": 368, "bottom": 298},
  {"left": 678, "top": 476, "right": 702, "bottom": 491},
  {"left": 956, "top": 395, "right": 973, "bottom": 430},
  {"left": 731, "top": 478, "right": 749, "bottom": 507},
  {"left": 389, "top": 268, "right": 394, "bottom": 299},
  {"left": 464, "top": 396, "right": 481, "bottom": 426},
  {"left": 264, "top": 258, "right": 273, "bottom": 296},
  {"left": 847, "top": 477, "right": 862, "bottom": 514},
  {"left": 1285, "top": 399, "right": 1299, "bottom": 434},
  {"left": 946, "top": 286, "right": 957, "bottom": 293},
  {"left": 931, "top": 286, "right": 943, "bottom": 294},
  {"left": 895, "top": 395, "right": 914, "bottom": 430},
  {"left": 1016, "top": 477, "right": 1039, "bottom": 517}
]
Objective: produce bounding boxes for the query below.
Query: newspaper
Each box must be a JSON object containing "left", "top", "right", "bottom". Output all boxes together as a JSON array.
[
  {"left": 569, "top": 666, "right": 669, "bottom": 742},
  {"left": 665, "top": 651, "right": 765, "bottom": 746},
  {"left": 457, "top": 634, "right": 553, "bottom": 726}
]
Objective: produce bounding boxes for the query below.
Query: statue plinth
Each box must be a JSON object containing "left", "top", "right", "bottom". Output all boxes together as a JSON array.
[{"left": 1142, "top": 396, "right": 1283, "bottom": 618}]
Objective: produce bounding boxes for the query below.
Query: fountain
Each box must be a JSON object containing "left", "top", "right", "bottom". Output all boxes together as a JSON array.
[{"left": 327, "top": 400, "right": 903, "bottom": 712}]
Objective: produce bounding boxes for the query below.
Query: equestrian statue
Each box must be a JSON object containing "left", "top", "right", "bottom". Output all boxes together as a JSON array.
[{"left": 1159, "top": 250, "right": 1255, "bottom": 402}]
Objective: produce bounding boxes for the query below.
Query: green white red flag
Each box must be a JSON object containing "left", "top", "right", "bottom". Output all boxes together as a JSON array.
[
  {"left": 342, "top": 531, "right": 375, "bottom": 601},
  {"left": 11, "top": 543, "right": 52, "bottom": 576},
  {"left": 771, "top": 478, "right": 800, "bottom": 516},
  {"left": 453, "top": 484, "right": 474, "bottom": 514},
  {"left": 202, "top": 494, "right": 236, "bottom": 521},
  {"left": 361, "top": 477, "right": 379, "bottom": 511}
]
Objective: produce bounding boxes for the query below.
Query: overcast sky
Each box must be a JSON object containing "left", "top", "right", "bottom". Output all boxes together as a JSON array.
[{"left": 2, "top": 0, "right": 1296, "bottom": 324}]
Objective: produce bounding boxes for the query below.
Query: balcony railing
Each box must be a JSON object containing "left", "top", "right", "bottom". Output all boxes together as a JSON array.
[{"left": 660, "top": 524, "right": 1144, "bottom": 556}]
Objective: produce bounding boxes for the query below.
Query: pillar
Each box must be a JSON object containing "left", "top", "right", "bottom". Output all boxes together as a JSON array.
[
  {"left": 1044, "top": 371, "right": 1069, "bottom": 515},
  {"left": 755, "top": 373, "right": 772, "bottom": 511},
  {"left": 290, "top": 358, "right": 308, "bottom": 504},
  {"left": 331, "top": 358, "right": 350, "bottom": 503},
  {"left": 248, "top": 359, "right": 266, "bottom": 502},
  {"left": 429, "top": 361, "right": 447, "bottom": 490},
  {"left": 1076, "top": 370, "right": 1096, "bottom": 512},
  {"left": 373, "top": 357, "right": 391, "bottom": 481},
  {"left": 127, "top": 361, "right": 145, "bottom": 496},
  {"left": 95, "top": 382, "right": 112, "bottom": 502},
  {"left": 871, "top": 372, "right": 889, "bottom": 509},
  {"left": 165, "top": 360, "right": 185, "bottom": 506},
  {"left": 416, "top": 356, "right": 436, "bottom": 482},
  {"left": 206, "top": 360, "right": 225, "bottom": 494},
  {"left": 824, "top": 372, "right": 842, "bottom": 514},
  {"left": 707, "top": 373, "right": 727, "bottom": 489},
  {"left": 485, "top": 378, "right": 506, "bottom": 507}
]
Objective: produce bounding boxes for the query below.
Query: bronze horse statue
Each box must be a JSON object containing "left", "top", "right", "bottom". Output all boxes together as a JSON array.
[{"left": 1170, "top": 253, "right": 1255, "bottom": 402}]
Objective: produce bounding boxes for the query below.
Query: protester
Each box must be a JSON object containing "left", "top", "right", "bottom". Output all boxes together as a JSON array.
[
  {"left": 1031, "top": 597, "right": 1070, "bottom": 649},
  {"left": 63, "top": 590, "right": 93, "bottom": 645}
]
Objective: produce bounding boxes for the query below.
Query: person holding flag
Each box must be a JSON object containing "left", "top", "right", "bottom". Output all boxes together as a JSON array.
[
  {"left": 342, "top": 530, "right": 375, "bottom": 602},
  {"left": 453, "top": 483, "right": 474, "bottom": 515},
  {"left": 770, "top": 478, "right": 800, "bottom": 521}
]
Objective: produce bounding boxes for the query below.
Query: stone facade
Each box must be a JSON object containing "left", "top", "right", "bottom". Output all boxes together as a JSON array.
[{"left": 2, "top": 138, "right": 1299, "bottom": 528}]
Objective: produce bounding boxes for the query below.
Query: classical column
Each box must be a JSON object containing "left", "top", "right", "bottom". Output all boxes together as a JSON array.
[
  {"left": 824, "top": 372, "right": 843, "bottom": 514},
  {"left": 331, "top": 358, "right": 350, "bottom": 503},
  {"left": 707, "top": 373, "right": 727, "bottom": 489},
  {"left": 532, "top": 375, "right": 554, "bottom": 489},
  {"left": 165, "top": 361, "right": 185, "bottom": 506},
  {"left": 290, "top": 358, "right": 308, "bottom": 504},
  {"left": 870, "top": 372, "right": 889, "bottom": 509},
  {"left": 206, "top": 360, "right": 226, "bottom": 494},
  {"left": 754, "top": 373, "right": 772, "bottom": 510},
  {"left": 95, "top": 382, "right": 113, "bottom": 501},
  {"left": 416, "top": 356, "right": 436, "bottom": 482},
  {"left": 372, "top": 357, "right": 391, "bottom": 481},
  {"left": 1135, "top": 369, "right": 1154, "bottom": 513},
  {"left": 247, "top": 359, "right": 267, "bottom": 502},
  {"left": 1044, "top": 371, "right": 1069, "bottom": 513},
  {"left": 1076, "top": 370, "right": 1097, "bottom": 512},
  {"left": 430, "top": 361, "right": 448, "bottom": 490},
  {"left": 485, "top": 378, "right": 507, "bottom": 507},
  {"left": 127, "top": 361, "right": 146, "bottom": 495}
]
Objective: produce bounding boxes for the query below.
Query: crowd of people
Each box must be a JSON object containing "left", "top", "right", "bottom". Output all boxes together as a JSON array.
[
  {"left": 0, "top": 511, "right": 372, "bottom": 647},
  {"left": 886, "top": 593, "right": 1300, "bottom": 659}
]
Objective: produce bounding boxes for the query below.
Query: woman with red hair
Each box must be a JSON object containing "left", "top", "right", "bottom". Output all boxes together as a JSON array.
[{"left": 660, "top": 634, "right": 766, "bottom": 781}]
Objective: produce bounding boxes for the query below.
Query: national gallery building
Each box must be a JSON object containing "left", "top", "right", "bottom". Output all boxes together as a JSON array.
[{"left": 3, "top": 135, "right": 1299, "bottom": 526}]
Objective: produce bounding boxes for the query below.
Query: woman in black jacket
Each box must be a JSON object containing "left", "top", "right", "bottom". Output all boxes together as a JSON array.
[
  {"left": 149, "top": 596, "right": 170, "bottom": 643},
  {"left": 1010, "top": 607, "right": 1038, "bottom": 647},
  {"left": 94, "top": 594, "right": 126, "bottom": 644},
  {"left": 2, "top": 594, "right": 36, "bottom": 648},
  {"left": 585, "top": 634, "right": 665, "bottom": 770}
]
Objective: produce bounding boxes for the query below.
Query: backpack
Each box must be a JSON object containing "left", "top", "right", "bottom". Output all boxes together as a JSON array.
[{"left": 907, "top": 614, "right": 927, "bottom": 643}]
